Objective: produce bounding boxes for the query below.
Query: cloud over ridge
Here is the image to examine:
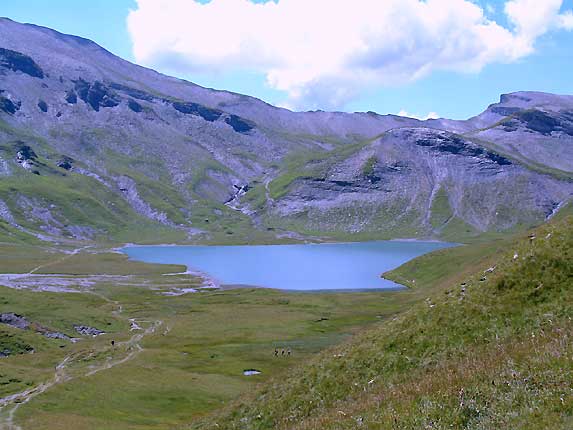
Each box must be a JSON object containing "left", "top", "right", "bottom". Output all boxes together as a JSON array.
[{"left": 128, "top": 0, "right": 573, "bottom": 110}]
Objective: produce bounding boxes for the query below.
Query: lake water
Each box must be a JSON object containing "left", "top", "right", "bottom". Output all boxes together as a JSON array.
[{"left": 122, "top": 241, "right": 456, "bottom": 291}]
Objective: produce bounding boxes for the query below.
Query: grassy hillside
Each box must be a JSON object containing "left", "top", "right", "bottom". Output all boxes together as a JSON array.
[{"left": 193, "top": 216, "right": 573, "bottom": 429}]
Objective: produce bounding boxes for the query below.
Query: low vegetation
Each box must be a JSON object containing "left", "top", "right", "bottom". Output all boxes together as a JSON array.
[
  {"left": 192, "top": 216, "right": 573, "bottom": 429},
  {"left": 268, "top": 139, "right": 375, "bottom": 200},
  {"left": 0, "top": 244, "right": 471, "bottom": 429},
  {"left": 1, "top": 210, "right": 571, "bottom": 429}
]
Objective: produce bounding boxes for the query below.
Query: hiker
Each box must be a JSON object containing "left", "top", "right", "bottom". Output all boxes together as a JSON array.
[
  {"left": 281, "top": 349, "right": 285, "bottom": 356},
  {"left": 111, "top": 340, "right": 115, "bottom": 347},
  {"left": 274, "top": 348, "right": 278, "bottom": 357},
  {"left": 287, "top": 347, "right": 291, "bottom": 357}
]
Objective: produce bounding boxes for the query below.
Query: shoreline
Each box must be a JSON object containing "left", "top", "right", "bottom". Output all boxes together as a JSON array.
[{"left": 120, "top": 238, "right": 456, "bottom": 249}]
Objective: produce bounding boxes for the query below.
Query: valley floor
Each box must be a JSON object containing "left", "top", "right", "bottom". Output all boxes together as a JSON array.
[
  {"left": 0, "top": 213, "right": 569, "bottom": 429},
  {"left": 0, "top": 240, "right": 490, "bottom": 430}
]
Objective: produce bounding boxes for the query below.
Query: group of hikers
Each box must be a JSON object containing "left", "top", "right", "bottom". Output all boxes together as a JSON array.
[{"left": 274, "top": 347, "right": 292, "bottom": 357}]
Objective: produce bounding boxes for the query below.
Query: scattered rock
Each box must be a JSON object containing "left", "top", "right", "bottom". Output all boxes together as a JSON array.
[
  {"left": 129, "top": 319, "right": 142, "bottom": 331},
  {"left": 37, "top": 99, "right": 48, "bottom": 112},
  {"left": 0, "top": 313, "right": 72, "bottom": 342},
  {"left": 0, "top": 95, "right": 20, "bottom": 114},
  {"left": 14, "top": 142, "right": 38, "bottom": 171},
  {"left": 73, "top": 325, "right": 105, "bottom": 337},
  {"left": 56, "top": 156, "right": 74, "bottom": 170},
  {"left": 0, "top": 313, "right": 30, "bottom": 330},
  {"left": 43, "top": 331, "right": 71, "bottom": 341}
]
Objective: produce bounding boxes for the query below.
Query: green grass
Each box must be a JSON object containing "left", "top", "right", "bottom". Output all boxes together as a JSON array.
[
  {"left": 0, "top": 239, "right": 471, "bottom": 430},
  {"left": 464, "top": 133, "right": 573, "bottom": 182},
  {"left": 2, "top": 213, "right": 571, "bottom": 429},
  {"left": 34, "top": 252, "right": 186, "bottom": 276},
  {"left": 361, "top": 155, "right": 377, "bottom": 178},
  {"left": 268, "top": 139, "right": 376, "bottom": 200},
  {"left": 0, "top": 285, "right": 127, "bottom": 399},
  {"left": 192, "top": 216, "right": 573, "bottom": 429},
  {"left": 429, "top": 187, "right": 453, "bottom": 229},
  {"left": 0, "top": 221, "right": 43, "bottom": 246},
  {"left": 0, "top": 172, "right": 145, "bottom": 239},
  {"left": 0, "top": 243, "right": 59, "bottom": 273},
  {"left": 383, "top": 236, "right": 512, "bottom": 290},
  {"left": 0, "top": 285, "right": 124, "bottom": 339},
  {"left": 7, "top": 282, "right": 444, "bottom": 430}
]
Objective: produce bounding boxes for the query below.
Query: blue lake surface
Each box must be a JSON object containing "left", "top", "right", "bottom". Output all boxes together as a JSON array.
[{"left": 122, "top": 241, "right": 456, "bottom": 291}]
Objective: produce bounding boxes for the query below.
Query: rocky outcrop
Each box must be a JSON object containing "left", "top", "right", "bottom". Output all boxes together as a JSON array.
[
  {"left": 64, "top": 89, "right": 77, "bottom": 104},
  {"left": 172, "top": 101, "right": 222, "bottom": 122},
  {"left": 0, "top": 312, "right": 72, "bottom": 342},
  {"left": 225, "top": 114, "right": 254, "bottom": 133},
  {"left": 14, "top": 142, "right": 39, "bottom": 172},
  {"left": 109, "top": 82, "right": 155, "bottom": 101},
  {"left": 128, "top": 99, "right": 143, "bottom": 113},
  {"left": 0, "top": 47, "right": 44, "bottom": 78},
  {"left": 0, "top": 313, "right": 30, "bottom": 330},
  {"left": 74, "top": 79, "right": 120, "bottom": 111},
  {"left": 0, "top": 93, "right": 20, "bottom": 114},
  {"left": 37, "top": 99, "right": 48, "bottom": 112},
  {"left": 56, "top": 156, "right": 73, "bottom": 170},
  {"left": 73, "top": 325, "right": 105, "bottom": 337},
  {"left": 501, "top": 109, "right": 573, "bottom": 136},
  {"left": 409, "top": 129, "right": 511, "bottom": 165}
]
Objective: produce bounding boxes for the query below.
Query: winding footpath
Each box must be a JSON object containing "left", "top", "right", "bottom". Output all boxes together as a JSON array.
[
  {"left": 0, "top": 356, "right": 72, "bottom": 430},
  {"left": 28, "top": 245, "right": 92, "bottom": 275},
  {"left": 0, "top": 286, "right": 162, "bottom": 430}
]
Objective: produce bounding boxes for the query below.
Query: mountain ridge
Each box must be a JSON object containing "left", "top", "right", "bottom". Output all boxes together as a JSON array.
[{"left": 0, "top": 17, "right": 572, "bottom": 244}]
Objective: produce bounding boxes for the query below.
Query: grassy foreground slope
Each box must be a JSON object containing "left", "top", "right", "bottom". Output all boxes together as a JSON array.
[
  {"left": 193, "top": 217, "right": 573, "bottom": 429},
  {"left": 1, "top": 246, "right": 477, "bottom": 430}
]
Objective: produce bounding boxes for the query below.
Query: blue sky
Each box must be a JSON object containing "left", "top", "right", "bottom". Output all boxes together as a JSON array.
[{"left": 2, "top": 0, "right": 572, "bottom": 119}]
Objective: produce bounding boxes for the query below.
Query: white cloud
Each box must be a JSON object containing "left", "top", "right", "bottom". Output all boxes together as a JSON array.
[
  {"left": 558, "top": 10, "right": 573, "bottom": 29},
  {"left": 505, "top": 0, "right": 572, "bottom": 48},
  {"left": 397, "top": 110, "right": 440, "bottom": 120},
  {"left": 128, "top": 0, "right": 573, "bottom": 110}
]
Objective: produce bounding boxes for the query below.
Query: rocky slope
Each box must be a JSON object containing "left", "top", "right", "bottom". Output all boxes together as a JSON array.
[
  {"left": 0, "top": 17, "right": 571, "bottom": 243},
  {"left": 265, "top": 128, "right": 571, "bottom": 239}
]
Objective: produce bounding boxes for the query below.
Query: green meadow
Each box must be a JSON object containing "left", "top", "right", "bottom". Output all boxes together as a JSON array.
[
  {"left": 1, "top": 212, "right": 571, "bottom": 429},
  {"left": 0, "top": 242, "right": 483, "bottom": 429}
]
